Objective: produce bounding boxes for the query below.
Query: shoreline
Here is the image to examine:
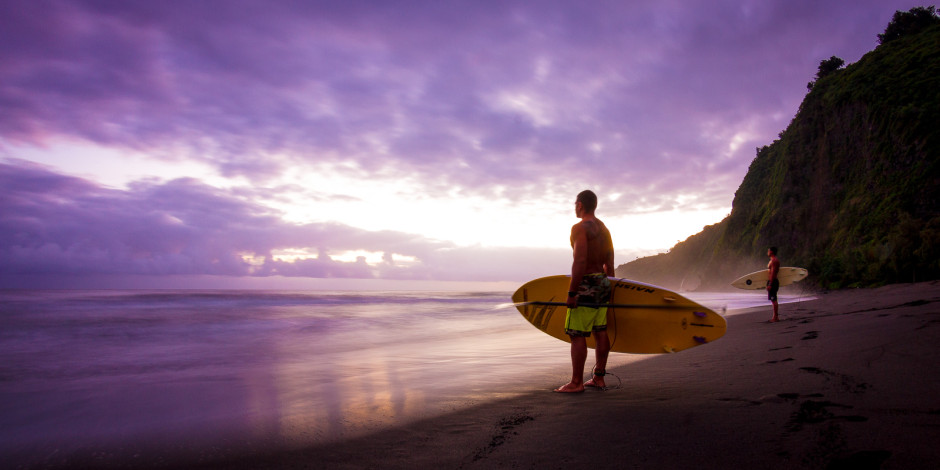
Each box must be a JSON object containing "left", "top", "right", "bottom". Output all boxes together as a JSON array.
[{"left": 27, "top": 281, "right": 940, "bottom": 469}]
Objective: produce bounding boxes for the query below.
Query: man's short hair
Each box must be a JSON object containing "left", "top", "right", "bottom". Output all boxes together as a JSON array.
[
  {"left": 768, "top": 246, "right": 778, "bottom": 255},
  {"left": 577, "top": 190, "right": 598, "bottom": 213}
]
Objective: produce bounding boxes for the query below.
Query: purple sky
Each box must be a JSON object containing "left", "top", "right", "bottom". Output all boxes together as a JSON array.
[{"left": 0, "top": 0, "right": 920, "bottom": 289}]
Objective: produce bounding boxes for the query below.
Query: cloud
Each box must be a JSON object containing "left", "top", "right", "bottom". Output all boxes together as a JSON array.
[
  {"left": 0, "top": 160, "right": 570, "bottom": 285},
  {"left": 0, "top": 1, "right": 917, "bottom": 288},
  {"left": 0, "top": 0, "right": 914, "bottom": 215}
]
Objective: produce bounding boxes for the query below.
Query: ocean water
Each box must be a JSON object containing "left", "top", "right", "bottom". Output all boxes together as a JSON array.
[{"left": 0, "top": 288, "right": 810, "bottom": 465}]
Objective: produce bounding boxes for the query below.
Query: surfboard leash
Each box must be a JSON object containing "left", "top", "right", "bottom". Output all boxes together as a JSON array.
[{"left": 591, "top": 364, "right": 623, "bottom": 390}]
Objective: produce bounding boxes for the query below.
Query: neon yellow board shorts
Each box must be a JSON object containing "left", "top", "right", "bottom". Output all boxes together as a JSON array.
[{"left": 564, "top": 274, "right": 612, "bottom": 338}]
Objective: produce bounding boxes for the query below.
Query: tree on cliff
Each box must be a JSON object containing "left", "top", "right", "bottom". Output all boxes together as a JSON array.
[
  {"left": 878, "top": 5, "right": 939, "bottom": 44},
  {"left": 806, "top": 56, "right": 845, "bottom": 91}
]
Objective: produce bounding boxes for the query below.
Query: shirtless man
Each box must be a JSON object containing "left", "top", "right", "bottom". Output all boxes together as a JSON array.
[
  {"left": 554, "top": 190, "right": 615, "bottom": 393},
  {"left": 766, "top": 247, "right": 781, "bottom": 322}
]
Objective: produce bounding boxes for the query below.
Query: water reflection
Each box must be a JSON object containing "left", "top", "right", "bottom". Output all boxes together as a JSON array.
[{"left": 2, "top": 289, "right": 794, "bottom": 465}]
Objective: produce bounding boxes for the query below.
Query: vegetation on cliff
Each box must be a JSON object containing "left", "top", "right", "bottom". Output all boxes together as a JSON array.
[{"left": 617, "top": 7, "right": 940, "bottom": 290}]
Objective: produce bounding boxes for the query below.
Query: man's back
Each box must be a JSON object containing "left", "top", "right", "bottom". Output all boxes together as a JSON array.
[{"left": 575, "top": 218, "right": 613, "bottom": 275}]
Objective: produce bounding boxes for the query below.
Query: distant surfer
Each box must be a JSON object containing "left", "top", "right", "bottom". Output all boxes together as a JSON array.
[
  {"left": 555, "top": 190, "right": 615, "bottom": 393},
  {"left": 767, "top": 247, "right": 780, "bottom": 322}
]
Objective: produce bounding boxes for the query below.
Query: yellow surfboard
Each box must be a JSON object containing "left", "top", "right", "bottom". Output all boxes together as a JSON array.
[{"left": 512, "top": 275, "right": 727, "bottom": 354}]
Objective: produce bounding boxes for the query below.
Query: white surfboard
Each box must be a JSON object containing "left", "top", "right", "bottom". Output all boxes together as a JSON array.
[{"left": 731, "top": 267, "right": 808, "bottom": 290}]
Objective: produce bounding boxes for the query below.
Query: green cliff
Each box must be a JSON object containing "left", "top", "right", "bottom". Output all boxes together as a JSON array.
[{"left": 617, "top": 11, "right": 940, "bottom": 290}]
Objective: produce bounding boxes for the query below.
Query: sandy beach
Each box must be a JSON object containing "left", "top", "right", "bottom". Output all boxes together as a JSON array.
[{"left": 40, "top": 281, "right": 940, "bottom": 469}]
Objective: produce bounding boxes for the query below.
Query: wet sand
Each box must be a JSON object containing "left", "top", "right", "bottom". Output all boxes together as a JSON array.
[{"left": 54, "top": 282, "right": 940, "bottom": 469}]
